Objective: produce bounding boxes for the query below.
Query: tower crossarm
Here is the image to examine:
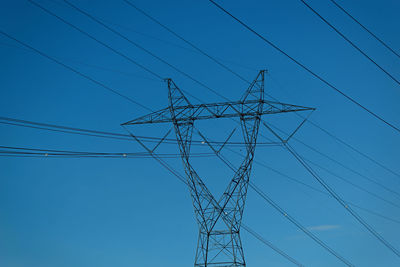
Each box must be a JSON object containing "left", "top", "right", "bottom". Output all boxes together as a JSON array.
[{"left": 122, "top": 100, "right": 315, "bottom": 125}]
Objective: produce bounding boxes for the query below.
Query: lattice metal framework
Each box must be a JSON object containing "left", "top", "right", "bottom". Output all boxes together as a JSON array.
[{"left": 123, "top": 70, "right": 314, "bottom": 266}]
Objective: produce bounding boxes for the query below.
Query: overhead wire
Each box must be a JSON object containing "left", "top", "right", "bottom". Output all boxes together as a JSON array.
[
  {"left": 59, "top": 0, "right": 231, "bottom": 103},
  {"left": 267, "top": 71, "right": 400, "bottom": 181},
  {"left": 300, "top": 0, "right": 400, "bottom": 87},
  {"left": 0, "top": 116, "right": 280, "bottom": 146},
  {"left": 0, "top": 27, "right": 296, "bottom": 264},
  {"left": 249, "top": 182, "right": 354, "bottom": 266},
  {"left": 0, "top": 145, "right": 214, "bottom": 158},
  {"left": 329, "top": 0, "right": 400, "bottom": 60},
  {"left": 285, "top": 143, "right": 400, "bottom": 258},
  {"left": 206, "top": 0, "right": 400, "bottom": 134},
  {"left": 20, "top": 0, "right": 400, "bottom": 220},
  {"left": 285, "top": 126, "right": 400, "bottom": 198},
  {"left": 305, "top": 158, "right": 400, "bottom": 210},
  {"left": 9, "top": 1, "right": 399, "bottom": 191},
  {"left": 0, "top": 41, "right": 161, "bottom": 82},
  {"left": 120, "top": 126, "right": 305, "bottom": 266},
  {"left": 2, "top": 116, "right": 399, "bottom": 225},
  {"left": 120, "top": 0, "right": 400, "bottom": 185},
  {"left": 240, "top": 224, "right": 304, "bottom": 267},
  {"left": 4, "top": 0, "right": 398, "bottom": 260},
  {"left": 26, "top": 0, "right": 163, "bottom": 83},
  {"left": 0, "top": 29, "right": 153, "bottom": 112},
  {"left": 121, "top": 0, "right": 252, "bottom": 86},
  {"left": 306, "top": 118, "right": 400, "bottom": 179},
  {"left": 2, "top": 114, "right": 399, "bottom": 223},
  {"left": 128, "top": 1, "right": 400, "bottom": 250},
  {"left": 198, "top": 131, "right": 354, "bottom": 266},
  {"left": 60, "top": 0, "right": 396, "bottom": 203},
  {"left": 250, "top": 156, "right": 400, "bottom": 226},
  {"left": 112, "top": 3, "right": 400, "bottom": 237}
]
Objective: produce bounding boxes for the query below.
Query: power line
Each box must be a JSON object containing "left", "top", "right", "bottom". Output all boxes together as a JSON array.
[
  {"left": 0, "top": 145, "right": 214, "bottom": 158},
  {"left": 250, "top": 156, "right": 400, "bottom": 226},
  {"left": 223, "top": 139, "right": 400, "bottom": 226},
  {"left": 57, "top": 0, "right": 230, "bottom": 103},
  {"left": 306, "top": 158, "right": 400, "bottom": 210},
  {"left": 20, "top": 1, "right": 400, "bottom": 188},
  {"left": 266, "top": 122, "right": 400, "bottom": 199},
  {"left": 306, "top": 118, "right": 400, "bottom": 179},
  {"left": 291, "top": 129, "right": 400, "bottom": 198},
  {"left": 121, "top": 1, "right": 400, "bottom": 202},
  {"left": 207, "top": 0, "right": 400, "bottom": 134},
  {"left": 4, "top": 13, "right": 396, "bottom": 204},
  {"left": 121, "top": 0, "right": 281, "bottom": 104},
  {"left": 300, "top": 0, "right": 400, "bottom": 87},
  {"left": 122, "top": 0, "right": 252, "bottom": 86},
  {"left": 30, "top": 0, "right": 300, "bottom": 154},
  {"left": 122, "top": 0, "right": 399, "bottom": 182},
  {"left": 122, "top": 0, "right": 400, "bottom": 195},
  {"left": 14, "top": 0, "right": 400, "bottom": 220},
  {"left": 74, "top": 0, "right": 400, "bottom": 183},
  {"left": 267, "top": 72, "right": 400, "bottom": 181},
  {"left": 200, "top": 134, "right": 354, "bottom": 266},
  {"left": 0, "top": 116, "right": 280, "bottom": 146},
  {"left": 27, "top": 0, "right": 164, "bottom": 84},
  {"left": 120, "top": 127, "right": 305, "bottom": 266},
  {"left": 240, "top": 223, "right": 304, "bottom": 266},
  {"left": 5, "top": 1, "right": 397, "bottom": 259},
  {"left": 0, "top": 29, "right": 152, "bottom": 111},
  {"left": 9, "top": 0, "right": 398, "bottom": 226},
  {"left": 249, "top": 182, "right": 354, "bottom": 266},
  {"left": 2, "top": 116, "right": 399, "bottom": 225},
  {"left": 285, "top": 143, "right": 400, "bottom": 258},
  {"left": 0, "top": 41, "right": 161, "bottom": 82},
  {"left": 329, "top": 0, "right": 400, "bottom": 60}
]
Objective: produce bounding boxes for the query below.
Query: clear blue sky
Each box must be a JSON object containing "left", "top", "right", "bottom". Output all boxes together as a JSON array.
[{"left": 1, "top": 0, "right": 400, "bottom": 266}]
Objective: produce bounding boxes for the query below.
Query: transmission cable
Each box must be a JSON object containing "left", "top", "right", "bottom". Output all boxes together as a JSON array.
[
  {"left": 122, "top": 0, "right": 400, "bottom": 181},
  {"left": 2, "top": 2, "right": 395, "bottom": 259},
  {"left": 0, "top": 145, "right": 214, "bottom": 158},
  {"left": 22, "top": 1, "right": 400, "bottom": 185},
  {"left": 39, "top": 0, "right": 221, "bottom": 103},
  {"left": 0, "top": 29, "right": 152, "bottom": 112},
  {"left": 199, "top": 132, "right": 354, "bottom": 266},
  {"left": 2, "top": 113, "right": 399, "bottom": 222},
  {"left": 3, "top": 121, "right": 399, "bottom": 225},
  {"left": 27, "top": 0, "right": 163, "bottom": 84},
  {"left": 0, "top": 41, "right": 160, "bottom": 82},
  {"left": 13, "top": 0, "right": 397, "bottom": 229},
  {"left": 4, "top": 1, "right": 397, "bottom": 257},
  {"left": 0, "top": 116, "right": 279, "bottom": 146},
  {"left": 329, "top": 0, "right": 400, "bottom": 60},
  {"left": 306, "top": 158, "right": 400, "bottom": 209},
  {"left": 286, "top": 126, "right": 400, "bottom": 198},
  {"left": 250, "top": 155, "right": 400, "bottom": 226},
  {"left": 300, "top": 0, "right": 400, "bottom": 87},
  {"left": 306, "top": 118, "right": 400, "bottom": 180},
  {"left": 120, "top": 127, "right": 305, "bottom": 266},
  {"left": 285, "top": 143, "right": 400, "bottom": 258},
  {"left": 122, "top": 0, "right": 252, "bottom": 87},
  {"left": 206, "top": 0, "right": 400, "bottom": 134},
  {"left": 2, "top": 115, "right": 398, "bottom": 224}
]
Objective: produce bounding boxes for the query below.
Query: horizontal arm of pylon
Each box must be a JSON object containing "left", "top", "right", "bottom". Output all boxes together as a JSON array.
[{"left": 123, "top": 100, "right": 314, "bottom": 125}]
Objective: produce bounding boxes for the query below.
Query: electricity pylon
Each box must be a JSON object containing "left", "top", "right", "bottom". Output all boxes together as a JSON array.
[{"left": 123, "top": 70, "right": 314, "bottom": 266}]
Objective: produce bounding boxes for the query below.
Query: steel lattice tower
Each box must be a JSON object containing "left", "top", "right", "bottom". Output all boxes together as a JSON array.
[{"left": 123, "top": 70, "right": 313, "bottom": 266}]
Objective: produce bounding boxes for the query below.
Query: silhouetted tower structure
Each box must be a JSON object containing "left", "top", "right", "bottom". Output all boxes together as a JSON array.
[{"left": 123, "top": 70, "right": 313, "bottom": 266}]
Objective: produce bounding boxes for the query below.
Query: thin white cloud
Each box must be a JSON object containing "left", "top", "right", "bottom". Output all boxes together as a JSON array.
[{"left": 307, "top": 224, "right": 340, "bottom": 232}]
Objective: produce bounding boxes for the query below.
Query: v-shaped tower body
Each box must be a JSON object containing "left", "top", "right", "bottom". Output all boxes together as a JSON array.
[{"left": 123, "top": 70, "right": 314, "bottom": 266}]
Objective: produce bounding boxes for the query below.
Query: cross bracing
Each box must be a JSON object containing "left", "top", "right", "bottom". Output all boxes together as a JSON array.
[{"left": 124, "top": 70, "right": 314, "bottom": 266}]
